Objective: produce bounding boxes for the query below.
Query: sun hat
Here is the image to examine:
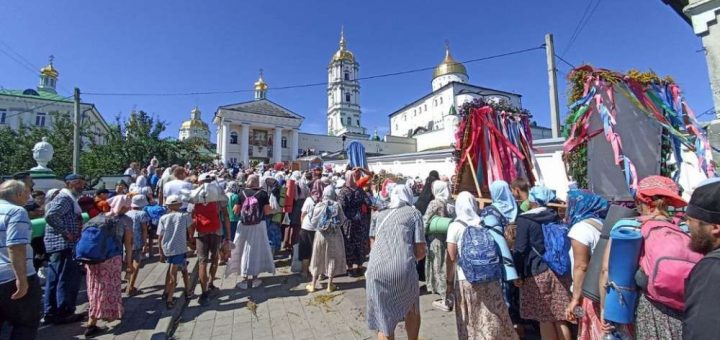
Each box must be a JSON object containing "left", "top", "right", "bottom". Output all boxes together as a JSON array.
[
  {"left": 164, "top": 195, "right": 182, "bottom": 206},
  {"left": 131, "top": 194, "right": 148, "bottom": 208},
  {"left": 636, "top": 175, "right": 686, "bottom": 208}
]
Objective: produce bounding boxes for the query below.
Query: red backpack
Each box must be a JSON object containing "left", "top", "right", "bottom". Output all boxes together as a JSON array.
[{"left": 639, "top": 217, "right": 704, "bottom": 311}]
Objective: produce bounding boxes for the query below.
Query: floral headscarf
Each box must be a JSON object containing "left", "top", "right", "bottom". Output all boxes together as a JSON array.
[
  {"left": 107, "top": 194, "right": 131, "bottom": 216},
  {"left": 345, "top": 170, "right": 358, "bottom": 189},
  {"left": 566, "top": 189, "right": 610, "bottom": 226}
]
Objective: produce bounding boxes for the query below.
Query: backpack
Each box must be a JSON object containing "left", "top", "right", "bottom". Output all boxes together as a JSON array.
[
  {"left": 532, "top": 221, "right": 572, "bottom": 276},
  {"left": 638, "top": 218, "right": 703, "bottom": 311},
  {"left": 240, "top": 191, "right": 263, "bottom": 225},
  {"left": 311, "top": 202, "right": 341, "bottom": 233},
  {"left": 75, "top": 215, "right": 123, "bottom": 264},
  {"left": 457, "top": 221, "right": 502, "bottom": 284}
]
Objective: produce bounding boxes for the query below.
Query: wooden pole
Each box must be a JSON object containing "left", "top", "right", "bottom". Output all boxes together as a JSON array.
[{"left": 465, "top": 150, "right": 483, "bottom": 198}]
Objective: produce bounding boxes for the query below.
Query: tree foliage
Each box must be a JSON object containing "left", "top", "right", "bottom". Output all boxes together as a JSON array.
[{"left": 1, "top": 110, "right": 217, "bottom": 183}]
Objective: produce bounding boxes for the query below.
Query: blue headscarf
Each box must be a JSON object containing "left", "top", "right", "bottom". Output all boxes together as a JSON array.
[
  {"left": 566, "top": 189, "right": 610, "bottom": 226},
  {"left": 529, "top": 186, "right": 556, "bottom": 207},
  {"left": 490, "top": 180, "right": 518, "bottom": 223}
]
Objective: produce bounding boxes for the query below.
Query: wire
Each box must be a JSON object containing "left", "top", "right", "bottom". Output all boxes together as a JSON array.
[
  {"left": 1, "top": 95, "right": 75, "bottom": 120},
  {"left": 83, "top": 45, "right": 545, "bottom": 97},
  {"left": 0, "top": 46, "right": 38, "bottom": 76},
  {"left": 563, "top": 0, "right": 602, "bottom": 56},
  {"left": 554, "top": 53, "right": 576, "bottom": 69}
]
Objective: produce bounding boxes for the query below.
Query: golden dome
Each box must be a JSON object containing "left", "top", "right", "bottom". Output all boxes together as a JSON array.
[
  {"left": 432, "top": 46, "right": 467, "bottom": 79},
  {"left": 331, "top": 28, "right": 355, "bottom": 63},
  {"left": 181, "top": 119, "right": 209, "bottom": 130},
  {"left": 254, "top": 76, "right": 268, "bottom": 91},
  {"left": 40, "top": 57, "right": 59, "bottom": 79}
]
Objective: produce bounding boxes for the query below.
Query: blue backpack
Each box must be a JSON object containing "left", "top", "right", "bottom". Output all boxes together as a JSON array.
[
  {"left": 75, "top": 215, "right": 123, "bottom": 264},
  {"left": 457, "top": 221, "right": 501, "bottom": 284},
  {"left": 533, "top": 221, "right": 572, "bottom": 276}
]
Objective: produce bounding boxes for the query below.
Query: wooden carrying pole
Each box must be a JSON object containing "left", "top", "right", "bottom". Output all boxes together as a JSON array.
[{"left": 465, "top": 150, "right": 483, "bottom": 198}]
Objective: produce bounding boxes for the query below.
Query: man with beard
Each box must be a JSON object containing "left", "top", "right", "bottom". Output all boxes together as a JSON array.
[{"left": 683, "top": 179, "right": 720, "bottom": 340}]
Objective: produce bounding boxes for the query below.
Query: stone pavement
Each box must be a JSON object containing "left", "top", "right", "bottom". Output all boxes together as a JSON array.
[
  {"left": 30, "top": 255, "right": 198, "bottom": 340},
  {"left": 172, "top": 259, "right": 459, "bottom": 340}
]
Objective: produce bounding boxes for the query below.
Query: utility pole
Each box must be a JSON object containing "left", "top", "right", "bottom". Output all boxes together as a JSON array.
[
  {"left": 73, "top": 87, "right": 81, "bottom": 174},
  {"left": 545, "top": 33, "right": 561, "bottom": 139}
]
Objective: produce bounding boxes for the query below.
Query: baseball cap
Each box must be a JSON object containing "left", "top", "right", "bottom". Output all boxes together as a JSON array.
[
  {"left": 131, "top": 195, "right": 148, "bottom": 208},
  {"left": 636, "top": 175, "right": 686, "bottom": 208},
  {"left": 164, "top": 195, "right": 182, "bottom": 206},
  {"left": 686, "top": 180, "right": 720, "bottom": 224},
  {"left": 64, "top": 174, "right": 85, "bottom": 182}
]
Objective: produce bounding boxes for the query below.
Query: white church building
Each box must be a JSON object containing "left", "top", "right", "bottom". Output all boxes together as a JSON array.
[{"left": 209, "top": 31, "right": 551, "bottom": 166}]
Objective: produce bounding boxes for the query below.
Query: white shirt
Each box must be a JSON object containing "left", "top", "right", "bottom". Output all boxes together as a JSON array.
[
  {"left": 300, "top": 197, "right": 316, "bottom": 231},
  {"left": 163, "top": 180, "right": 193, "bottom": 209},
  {"left": 567, "top": 218, "right": 602, "bottom": 286},
  {"left": 446, "top": 221, "right": 468, "bottom": 281}
]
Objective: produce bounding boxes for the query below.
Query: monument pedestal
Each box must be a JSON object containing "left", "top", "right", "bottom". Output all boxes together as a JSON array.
[{"left": 29, "top": 169, "right": 64, "bottom": 193}]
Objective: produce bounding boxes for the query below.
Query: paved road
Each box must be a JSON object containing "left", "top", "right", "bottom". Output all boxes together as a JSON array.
[
  {"left": 173, "top": 261, "right": 459, "bottom": 340},
  {"left": 33, "top": 250, "right": 553, "bottom": 339}
]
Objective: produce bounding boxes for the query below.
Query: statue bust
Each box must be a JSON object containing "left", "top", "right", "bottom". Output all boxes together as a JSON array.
[{"left": 31, "top": 137, "right": 54, "bottom": 171}]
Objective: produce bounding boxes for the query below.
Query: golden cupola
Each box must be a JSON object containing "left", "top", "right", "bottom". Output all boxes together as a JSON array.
[
  {"left": 38, "top": 55, "right": 59, "bottom": 94},
  {"left": 254, "top": 69, "right": 268, "bottom": 100},
  {"left": 432, "top": 45, "right": 467, "bottom": 79},
  {"left": 331, "top": 28, "right": 355, "bottom": 63},
  {"left": 180, "top": 106, "right": 209, "bottom": 130}
]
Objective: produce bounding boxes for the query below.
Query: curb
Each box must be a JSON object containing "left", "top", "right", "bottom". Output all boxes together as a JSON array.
[{"left": 150, "top": 257, "right": 200, "bottom": 340}]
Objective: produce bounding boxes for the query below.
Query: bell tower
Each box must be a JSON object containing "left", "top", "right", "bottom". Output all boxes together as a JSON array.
[{"left": 327, "top": 28, "right": 367, "bottom": 137}]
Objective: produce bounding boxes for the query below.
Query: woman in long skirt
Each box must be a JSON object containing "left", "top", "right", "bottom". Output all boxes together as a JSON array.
[
  {"left": 337, "top": 169, "right": 372, "bottom": 277},
  {"left": 422, "top": 180, "right": 452, "bottom": 312},
  {"left": 366, "top": 185, "right": 426, "bottom": 340},
  {"left": 447, "top": 191, "right": 518, "bottom": 340},
  {"left": 85, "top": 195, "right": 134, "bottom": 337},
  {"left": 225, "top": 175, "right": 276, "bottom": 289},
  {"left": 308, "top": 185, "right": 347, "bottom": 292}
]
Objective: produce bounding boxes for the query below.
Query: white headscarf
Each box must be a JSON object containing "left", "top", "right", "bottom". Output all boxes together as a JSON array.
[
  {"left": 389, "top": 184, "right": 414, "bottom": 209},
  {"left": 454, "top": 191, "right": 481, "bottom": 226},
  {"left": 431, "top": 180, "right": 450, "bottom": 201}
]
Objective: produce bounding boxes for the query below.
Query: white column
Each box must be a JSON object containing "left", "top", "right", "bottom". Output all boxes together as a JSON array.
[
  {"left": 240, "top": 124, "right": 250, "bottom": 167},
  {"left": 221, "top": 123, "right": 230, "bottom": 165},
  {"left": 273, "top": 127, "right": 283, "bottom": 163},
  {"left": 216, "top": 126, "right": 223, "bottom": 158},
  {"left": 290, "top": 129, "right": 299, "bottom": 160}
]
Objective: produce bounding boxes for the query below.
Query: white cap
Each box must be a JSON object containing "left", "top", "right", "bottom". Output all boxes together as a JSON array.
[
  {"left": 131, "top": 195, "right": 148, "bottom": 208},
  {"left": 198, "top": 173, "right": 212, "bottom": 182},
  {"left": 165, "top": 195, "right": 182, "bottom": 206}
]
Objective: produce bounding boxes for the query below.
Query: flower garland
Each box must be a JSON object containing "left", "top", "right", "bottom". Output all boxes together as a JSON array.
[{"left": 563, "top": 65, "right": 714, "bottom": 194}]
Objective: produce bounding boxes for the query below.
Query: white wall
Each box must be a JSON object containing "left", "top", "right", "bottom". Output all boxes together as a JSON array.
[{"left": 298, "top": 132, "right": 416, "bottom": 155}]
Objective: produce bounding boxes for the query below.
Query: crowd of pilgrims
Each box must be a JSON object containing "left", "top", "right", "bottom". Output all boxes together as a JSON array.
[{"left": 2, "top": 157, "right": 720, "bottom": 340}]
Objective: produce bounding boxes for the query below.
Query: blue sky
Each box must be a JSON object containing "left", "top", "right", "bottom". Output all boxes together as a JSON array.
[{"left": 0, "top": 1, "right": 713, "bottom": 139}]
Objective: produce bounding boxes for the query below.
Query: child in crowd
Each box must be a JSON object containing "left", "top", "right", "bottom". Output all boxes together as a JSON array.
[
  {"left": 144, "top": 194, "right": 166, "bottom": 258},
  {"left": 157, "top": 195, "right": 193, "bottom": 308},
  {"left": 511, "top": 178, "right": 531, "bottom": 213},
  {"left": 125, "top": 195, "right": 150, "bottom": 296}
]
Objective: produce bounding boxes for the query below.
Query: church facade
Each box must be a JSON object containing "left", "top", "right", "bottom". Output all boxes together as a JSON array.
[{"left": 208, "top": 32, "right": 551, "bottom": 166}]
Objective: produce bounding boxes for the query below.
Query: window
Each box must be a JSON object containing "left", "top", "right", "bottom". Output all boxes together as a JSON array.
[
  {"left": 433, "top": 99, "right": 437, "bottom": 107},
  {"left": 230, "top": 131, "right": 238, "bottom": 144},
  {"left": 395, "top": 124, "right": 398, "bottom": 131},
  {"left": 35, "top": 112, "right": 46, "bottom": 127},
  {"left": 0, "top": 109, "right": 6, "bottom": 124},
  {"left": 424, "top": 104, "right": 427, "bottom": 111},
  {"left": 344, "top": 71, "right": 350, "bottom": 81},
  {"left": 345, "top": 93, "right": 351, "bottom": 102},
  {"left": 403, "top": 114, "right": 407, "bottom": 121},
  {"left": 356, "top": 119, "right": 360, "bottom": 126},
  {"left": 439, "top": 97, "right": 443, "bottom": 104},
  {"left": 281, "top": 136, "right": 287, "bottom": 148},
  {"left": 346, "top": 117, "right": 352, "bottom": 126}
]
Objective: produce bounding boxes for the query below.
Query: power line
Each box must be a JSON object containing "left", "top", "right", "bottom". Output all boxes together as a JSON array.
[
  {"left": 0, "top": 45, "right": 38, "bottom": 76},
  {"left": 0, "top": 40, "right": 39, "bottom": 72},
  {"left": 83, "top": 45, "right": 545, "bottom": 97},
  {"left": 554, "top": 53, "right": 576, "bottom": 69},
  {"left": 1, "top": 95, "right": 75, "bottom": 120},
  {"left": 562, "top": 0, "right": 602, "bottom": 56}
]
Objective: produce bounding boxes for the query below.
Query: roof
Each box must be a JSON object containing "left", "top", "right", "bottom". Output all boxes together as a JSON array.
[
  {"left": 0, "top": 88, "right": 72, "bottom": 103},
  {"left": 661, "top": 0, "right": 691, "bottom": 24},
  {"left": 387, "top": 81, "right": 522, "bottom": 117},
  {"left": 218, "top": 99, "right": 304, "bottom": 120}
]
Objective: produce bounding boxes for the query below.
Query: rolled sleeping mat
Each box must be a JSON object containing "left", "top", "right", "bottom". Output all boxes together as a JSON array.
[
  {"left": 604, "top": 225, "right": 643, "bottom": 324},
  {"left": 582, "top": 205, "right": 638, "bottom": 302},
  {"left": 428, "top": 216, "right": 453, "bottom": 234},
  {"left": 31, "top": 212, "right": 90, "bottom": 239},
  {"left": 486, "top": 225, "right": 519, "bottom": 281}
]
